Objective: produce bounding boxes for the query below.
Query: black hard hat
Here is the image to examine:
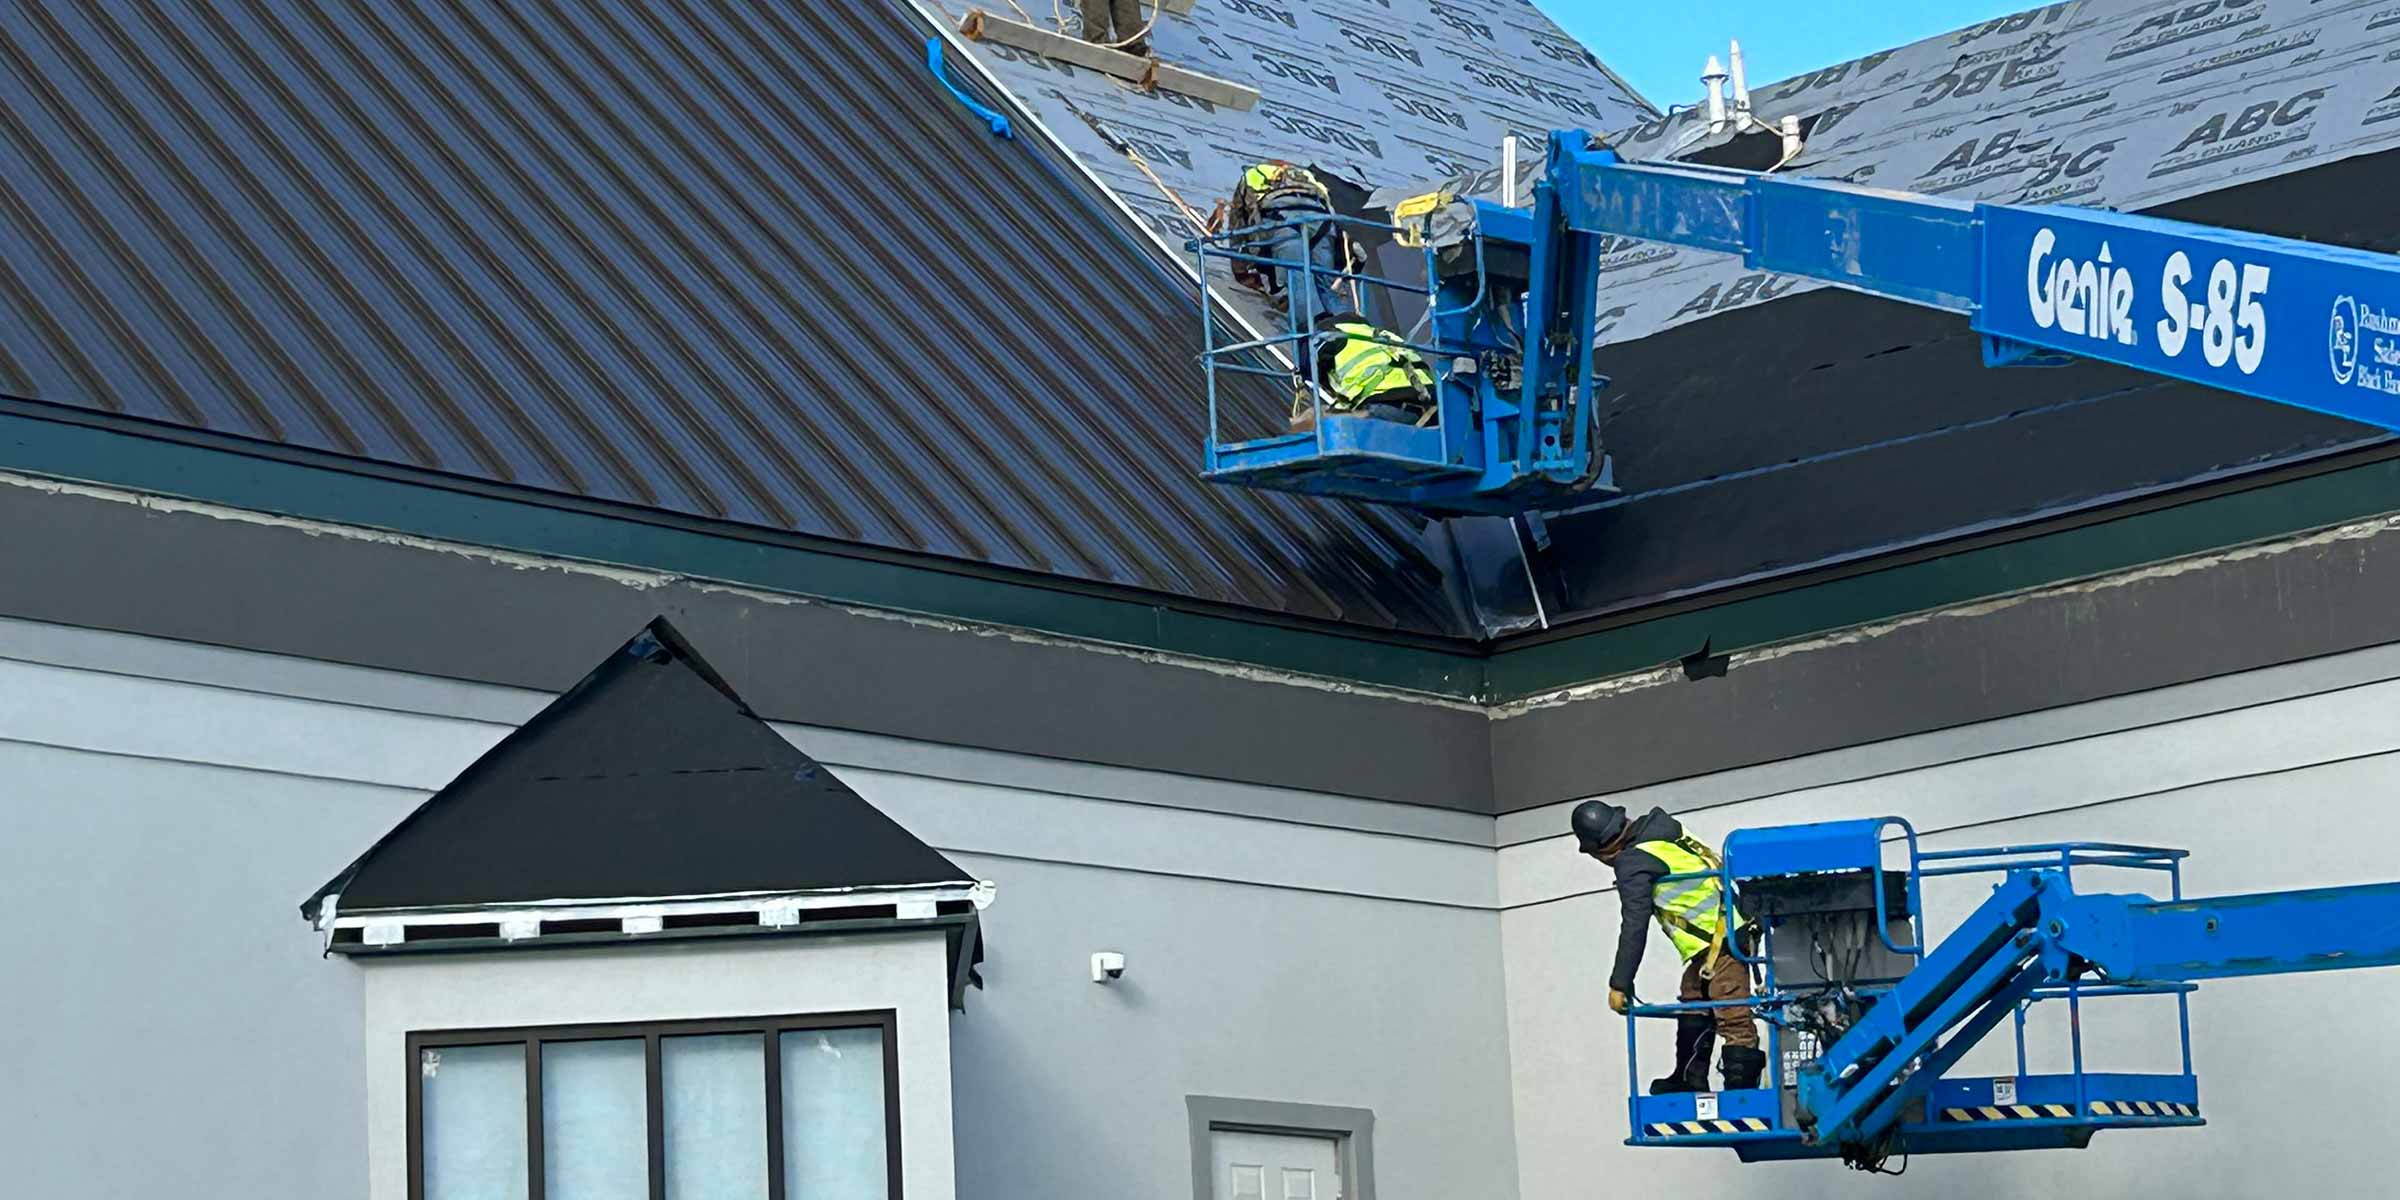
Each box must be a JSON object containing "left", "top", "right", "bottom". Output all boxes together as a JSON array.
[{"left": 1570, "top": 801, "right": 1628, "bottom": 856}]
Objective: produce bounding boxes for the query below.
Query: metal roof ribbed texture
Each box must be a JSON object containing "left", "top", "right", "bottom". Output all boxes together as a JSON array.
[{"left": 0, "top": 0, "right": 1460, "bottom": 635}]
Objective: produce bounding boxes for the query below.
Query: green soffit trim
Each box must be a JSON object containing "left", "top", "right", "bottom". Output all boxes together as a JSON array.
[
  {"left": 0, "top": 412, "right": 1480, "bottom": 698},
  {"left": 5, "top": 410, "right": 2398, "bottom": 705}
]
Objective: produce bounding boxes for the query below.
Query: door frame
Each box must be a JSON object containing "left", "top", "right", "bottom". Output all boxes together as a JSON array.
[{"left": 1186, "top": 1095, "right": 1376, "bottom": 1200}]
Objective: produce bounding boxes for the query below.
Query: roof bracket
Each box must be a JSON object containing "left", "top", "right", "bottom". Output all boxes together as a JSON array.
[{"left": 958, "top": 9, "right": 1259, "bottom": 112}]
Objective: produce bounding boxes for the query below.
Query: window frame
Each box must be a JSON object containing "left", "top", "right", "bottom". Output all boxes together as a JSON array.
[{"left": 405, "top": 1010, "right": 902, "bottom": 1200}]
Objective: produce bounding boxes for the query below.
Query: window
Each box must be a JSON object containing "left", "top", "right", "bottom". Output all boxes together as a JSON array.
[{"left": 408, "top": 1013, "right": 899, "bottom": 1200}]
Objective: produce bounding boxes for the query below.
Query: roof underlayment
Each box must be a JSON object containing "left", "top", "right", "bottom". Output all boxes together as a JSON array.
[
  {"left": 918, "top": 0, "right": 1655, "bottom": 247},
  {"left": 1596, "top": 0, "right": 2400, "bottom": 344},
  {"left": 1528, "top": 0, "right": 2400, "bottom": 627}
]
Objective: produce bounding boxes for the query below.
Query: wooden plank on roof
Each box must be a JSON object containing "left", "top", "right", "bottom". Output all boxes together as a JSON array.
[
  {"left": 1148, "top": 60, "right": 1257, "bottom": 110},
  {"left": 958, "top": 9, "right": 1259, "bottom": 111}
]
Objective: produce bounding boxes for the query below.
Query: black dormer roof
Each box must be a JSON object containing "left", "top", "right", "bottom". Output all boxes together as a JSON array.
[{"left": 301, "top": 619, "right": 983, "bottom": 998}]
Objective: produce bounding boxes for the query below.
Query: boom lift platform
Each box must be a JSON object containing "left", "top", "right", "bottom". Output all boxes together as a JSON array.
[
  {"left": 1628, "top": 816, "right": 2400, "bottom": 1168},
  {"left": 1195, "top": 130, "right": 2400, "bottom": 515}
]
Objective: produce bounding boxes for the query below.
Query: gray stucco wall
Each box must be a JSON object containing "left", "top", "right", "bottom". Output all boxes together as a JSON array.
[
  {"left": 1499, "top": 638, "right": 2400, "bottom": 1199},
  {"left": 0, "top": 617, "right": 1518, "bottom": 1199},
  {"left": 950, "top": 854, "right": 1512, "bottom": 1197},
  {"left": 0, "top": 740, "right": 416, "bottom": 1199}
]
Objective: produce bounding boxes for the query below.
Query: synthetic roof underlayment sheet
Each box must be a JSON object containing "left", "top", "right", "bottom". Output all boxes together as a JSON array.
[
  {"left": 921, "top": 0, "right": 1656, "bottom": 248},
  {"left": 1596, "top": 0, "right": 2400, "bottom": 345},
  {"left": 1524, "top": 0, "right": 2400, "bottom": 626}
]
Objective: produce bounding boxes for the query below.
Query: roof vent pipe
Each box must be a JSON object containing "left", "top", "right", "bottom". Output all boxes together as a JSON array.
[
  {"left": 1501, "top": 134, "right": 1521, "bottom": 207},
  {"left": 1729, "top": 40, "right": 1752, "bottom": 120},
  {"left": 1701, "top": 55, "right": 1729, "bottom": 131},
  {"left": 1780, "top": 114, "right": 1803, "bottom": 163}
]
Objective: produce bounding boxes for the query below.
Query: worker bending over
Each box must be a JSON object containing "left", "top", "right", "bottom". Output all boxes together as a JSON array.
[
  {"left": 1228, "top": 161, "right": 1347, "bottom": 331},
  {"left": 1573, "top": 801, "right": 1766, "bottom": 1093},
  {"left": 1295, "top": 313, "right": 1435, "bottom": 431},
  {"left": 1079, "top": 0, "right": 1151, "bottom": 56}
]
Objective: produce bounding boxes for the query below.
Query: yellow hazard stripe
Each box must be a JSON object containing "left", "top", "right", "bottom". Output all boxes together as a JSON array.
[
  {"left": 1941, "top": 1102, "right": 2081, "bottom": 1121},
  {"left": 1954, "top": 1098, "right": 2203, "bottom": 1121},
  {"left": 1645, "top": 1119, "right": 1772, "bottom": 1137},
  {"left": 2087, "top": 1100, "right": 2198, "bottom": 1118}
]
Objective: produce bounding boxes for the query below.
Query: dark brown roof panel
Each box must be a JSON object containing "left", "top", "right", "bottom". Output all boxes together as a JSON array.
[{"left": 0, "top": 0, "right": 1458, "bottom": 634}]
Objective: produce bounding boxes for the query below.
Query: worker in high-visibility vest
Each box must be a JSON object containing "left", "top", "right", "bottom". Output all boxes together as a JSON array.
[
  {"left": 1294, "top": 313, "right": 1436, "bottom": 430},
  {"left": 1573, "top": 801, "right": 1766, "bottom": 1094},
  {"left": 1077, "top": 0, "right": 1151, "bottom": 56},
  {"left": 1227, "top": 161, "right": 1348, "bottom": 331}
]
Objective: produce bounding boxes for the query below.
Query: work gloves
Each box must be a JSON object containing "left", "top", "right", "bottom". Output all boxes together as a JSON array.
[{"left": 1608, "top": 988, "right": 1630, "bottom": 1015}]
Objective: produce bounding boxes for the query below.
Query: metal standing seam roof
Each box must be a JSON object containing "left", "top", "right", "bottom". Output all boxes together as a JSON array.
[{"left": 0, "top": 0, "right": 1462, "bottom": 635}]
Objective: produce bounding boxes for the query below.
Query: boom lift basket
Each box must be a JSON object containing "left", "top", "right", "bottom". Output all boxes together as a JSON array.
[
  {"left": 1628, "top": 818, "right": 2207, "bottom": 1166},
  {"left": 1192, "top": 196, "right": 1609, "bottom": 517}
]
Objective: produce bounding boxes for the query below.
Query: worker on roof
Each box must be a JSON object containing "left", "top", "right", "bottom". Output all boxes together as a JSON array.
[
  {"left": 1228, "top": 161, "right": 1348, "bottom": 332},
  {"left": 1573, "top": 801, "right": 1766, "bottom": 1094},
  {"left": 1293, "top": 312, "right": 1436, "bottom": 431},
  {"left": 1078, "top": 0, "right": 1151, "bottom": 57}
]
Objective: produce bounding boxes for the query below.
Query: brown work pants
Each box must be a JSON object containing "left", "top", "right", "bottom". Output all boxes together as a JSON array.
[
  {"left": 1079, "top": 0, "right": 1143, "bottom": 43},
  {"left": 1680, "top": 950, "right": 1759, "bottom": 1049}
]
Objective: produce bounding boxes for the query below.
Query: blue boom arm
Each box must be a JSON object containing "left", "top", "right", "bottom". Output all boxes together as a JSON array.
[
  {"left": 1531, "top": 129, "right": 2400, "bottom": 432},
  {"left": 1193, "top": 127, "right": 2400, "bottom": 517},
  {"left": 1796, "top": 869, "right": 2400, "bottom": 1151}
]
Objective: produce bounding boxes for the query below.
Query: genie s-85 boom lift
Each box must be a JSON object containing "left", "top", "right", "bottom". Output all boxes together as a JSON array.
[{"left": 1190, "top": 131, "right": 2400, "bottom": 1166}]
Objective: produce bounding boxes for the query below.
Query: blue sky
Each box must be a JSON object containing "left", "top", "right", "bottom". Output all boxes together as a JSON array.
[{"left": 1542, "top": 1, "right": 2026, "bottom": 112}]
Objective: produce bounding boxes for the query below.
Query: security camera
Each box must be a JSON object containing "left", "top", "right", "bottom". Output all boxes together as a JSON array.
[{"left": 1091, "top": 951, "right": 1126, "bottom": 983}]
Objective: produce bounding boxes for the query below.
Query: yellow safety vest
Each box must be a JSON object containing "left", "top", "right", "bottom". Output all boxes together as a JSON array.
[
  {"left": 1637, "top": 836, "right": 1729, "bottom": 962},
  {"left": 1244, "top": 162, "right": 1325, "bottom": 200},
  {"left": 1324, "top": 322, "right": 1434, "bottom": 410}
]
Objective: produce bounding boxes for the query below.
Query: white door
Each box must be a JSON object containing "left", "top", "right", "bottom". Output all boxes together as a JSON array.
[{"left": 1210, "top": 1130, "right": 1342, "bottom": 1200}]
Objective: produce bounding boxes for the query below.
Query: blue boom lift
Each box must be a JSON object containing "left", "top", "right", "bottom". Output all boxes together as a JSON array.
[
  {"left": 1191, "top": 134, "right": 2400, "bottom": 1164},
  {"left": 1612, "top": 816, "right": 2400, "bottom": 1169},
  {"left": 1194, "top": 130, "right": 2400, "bottom": 515}
]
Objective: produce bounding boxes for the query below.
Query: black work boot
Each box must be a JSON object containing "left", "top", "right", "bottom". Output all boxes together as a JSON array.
[
  {"left": 1649, "top": 1015, "right": 1717, "bottom": 1094},
  {"left": 1720, "top": 1044, "right": 1768, "bottom": 1090}
]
